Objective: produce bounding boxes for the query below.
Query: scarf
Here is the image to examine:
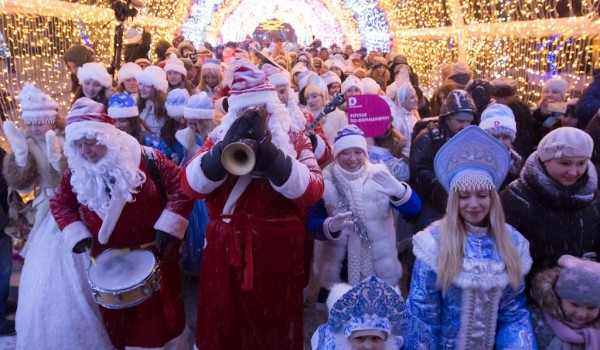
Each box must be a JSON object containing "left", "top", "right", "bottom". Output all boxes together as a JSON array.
[{"left": 544, "top": 312, "right": 600, "bottom": 350}]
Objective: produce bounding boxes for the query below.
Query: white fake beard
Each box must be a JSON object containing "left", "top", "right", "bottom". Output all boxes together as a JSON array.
[{"left": 67, "top": 141, "right": 146, "bottom": 215}]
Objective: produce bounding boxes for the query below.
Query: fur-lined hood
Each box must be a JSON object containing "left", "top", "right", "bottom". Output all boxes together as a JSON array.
[{"left": 531, "top": 268, "right": 600, "bottom": 328}]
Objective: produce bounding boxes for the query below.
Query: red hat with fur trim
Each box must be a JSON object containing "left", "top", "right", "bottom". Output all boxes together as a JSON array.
[{"left": 227, "top": 61, "right": 279, "bottom": 111}]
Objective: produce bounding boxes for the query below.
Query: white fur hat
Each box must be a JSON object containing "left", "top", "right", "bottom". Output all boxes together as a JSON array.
[
  {"left": 184, "top": 92, "right": 215, "bottom": 120},
  {"left": 125, "top": 27, "right": 142, "bottom": 44},
  {"left": 165, "top": 88, "right": 190, "bottom": 119},
  {"left": 290, "top": 62, "right": 308, "bottom": 77},
  {"left": 479, "top": 103, "right": 517, "bottom": 141},
  {"left": 542, "top": 77, "right": 570, "bottom": 99},
  {"left": 341, "top": 75, "right": 363, "bottom": 94},
  {"left": 164, "top": 53, "right": 187, "bottom": 76},
  {"left": 321, "top": 71, "right": 341, "bottom": 86},
  {"left": 77, "top": 62, "right": 113, "bottom": 88},
  {"left": 18, "top": 82, "right": 59, "bottom": 124},
  {"left": 537, "top": 127, "right": 593, "bottom": 162},
  {"left": 333, "top": 124, "right": 367, "bottom": 158},
  {"left": 107, "top": 93, "right": 138, "bottom": 119},
  {"left": 201, "top": 59, "right": 221, "bottom": 72},
  {"left": 298, "top": 71, "right": 317, "bottom": 92},
  {"left": 118, "top": 62, "right": 142, "bottom": 84},
  {"left": 361, "top": 77, "right": 381, "bottom": 95},
  {"left": 136, "top": 66, "right": 168, "bottom": 93}
]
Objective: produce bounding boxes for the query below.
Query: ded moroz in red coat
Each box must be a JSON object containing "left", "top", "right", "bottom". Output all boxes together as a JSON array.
[
  {"left": 181, "top": 129, "right": 324, "bottom": 350},
  {"left": 50, "top": 146, "right": 194, "bottom": 350}
]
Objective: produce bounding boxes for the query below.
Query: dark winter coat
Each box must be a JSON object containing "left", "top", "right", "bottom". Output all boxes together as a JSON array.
[
  {"left": 575, "top": 73, "right": 600, "bottom": 127},
  {"left": 505, "top": 98, "right": 535, "bottom": 158},
  {"left": 123, "top": 32, "right": 151, "bottom": 63},
  {"left": 409, "top": 120, "right": 452, "bottom": 230},
  {"left": 500, "top": 152, "right": 600, "bottom": 291},
  {"left": 585, "top": 113, "right": 600, "bottom": 173}
]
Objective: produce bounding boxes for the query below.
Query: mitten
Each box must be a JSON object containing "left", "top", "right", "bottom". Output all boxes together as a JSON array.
[
  {"left": 3, "top": 121, "right": 28, "bottom": 167},
  {"left": 372, "top": 168, "right": 407, "bottom": 199},
  {"left": 154, "top": 230, "right": 179, "bottom": 261},
  {"left": 73, "top": 237, "right": 92, "bottom": 254},
  {"left": 200, "top": 141, "right": 226, "bottom": 181},
  {"left": 253, "top": 131, "right": 292, "bottom": 186},
  {"left": 327, "top": 211, "right": 354, "bottom": 234},
  {"left": 45, "top": 130, "right": 63, "bottom": 171}
]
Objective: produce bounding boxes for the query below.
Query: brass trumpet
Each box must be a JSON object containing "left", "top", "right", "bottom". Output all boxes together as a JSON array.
[{"left": 220, "top": 107, "right": 268, "bottom": 176}]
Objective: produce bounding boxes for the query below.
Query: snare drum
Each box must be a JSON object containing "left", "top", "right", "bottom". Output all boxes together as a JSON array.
[{"left": 88, "top": 249, "right": 160, "bottom": 309}]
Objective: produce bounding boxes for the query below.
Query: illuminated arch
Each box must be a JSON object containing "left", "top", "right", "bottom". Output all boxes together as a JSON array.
[{"left": 182, "top": 0, "right": 391, "bottom": 51}]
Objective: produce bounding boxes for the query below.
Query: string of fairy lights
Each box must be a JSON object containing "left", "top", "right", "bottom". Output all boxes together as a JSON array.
[
  {"left": 0, "top": 0, "right": 188, "bottom": 127},
  {"left": 2, "top": 0, "right": 600, "bottom": 126}
]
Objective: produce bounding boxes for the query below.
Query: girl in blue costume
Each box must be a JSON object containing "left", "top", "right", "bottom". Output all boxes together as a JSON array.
[
  {"left": 405, "top": 125, "right": 538, "bottom": 349},
  {"left": 174, "top": 91, "right": 216, "bottom": 275},
  {"left": 136, "top": 66, "right": 185, "bottom": 165}
]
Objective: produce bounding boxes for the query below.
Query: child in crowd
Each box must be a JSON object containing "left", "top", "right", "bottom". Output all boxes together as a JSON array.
[
  {"left": 479, "top": 103, "right": 523, "bottom": 189},
  {"left": 311, "top": 275, "right": 407, "bottom": 350},
  {"left": 406, "top": 126, "right": 537, "bottom": 349},
  {"left": 530, "top": 255, "right": 600, "bottom": 349},
  {"left": 107, "top": 93, "right": 160, "bottom": 148}
]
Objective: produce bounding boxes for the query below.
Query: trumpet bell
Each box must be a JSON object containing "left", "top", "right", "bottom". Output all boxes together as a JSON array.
[{"left": 221, "top": 139, "right": 257, "bottom": 176}]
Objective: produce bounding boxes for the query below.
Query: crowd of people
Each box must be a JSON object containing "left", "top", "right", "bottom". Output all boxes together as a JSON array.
[{"left": 0, "top": 29, "right": 600, "bottom": 350}]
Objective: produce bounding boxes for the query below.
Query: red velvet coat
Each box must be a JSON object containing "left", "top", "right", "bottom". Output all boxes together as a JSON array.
[
  {"left": 50, "top": 147, "right": 194, "bottom": 350},
  {"left": 302, "top": 109, "right": 332, "bottom": 165},
  {"left": 181, "top": 130, "right": 324, "bottom": 350}
]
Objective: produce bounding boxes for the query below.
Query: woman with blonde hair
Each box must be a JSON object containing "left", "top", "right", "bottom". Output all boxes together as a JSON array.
[
  {"left": 405, "top": 126, "right": 537, "bottom": 349},
  {"left": 198, "top": 59, "right": 223, "bottom": 101}
]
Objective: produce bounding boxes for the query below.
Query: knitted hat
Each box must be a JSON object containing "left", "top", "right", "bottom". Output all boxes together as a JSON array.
[
  {"left": 434, "top": 126, "right": 511, "bottom": 192},
  {"left": 479, "top": 103, "right": 517, "bottom": 141},
  {"left": 298, "top": 71, "right": 317, "bottom": 92},
  {"left": 201, "top": 59, "right": 221, "bottom": 72},
  {"left": 164, "top": 53, "right": 187, "bottom": 76},
  {"left": 184, "top": 91, "right": 215, "bottom": 120},
  {"left": 107, "top": 93, "right": 138, "bottom": 119},
  {"left": 465, "top": 78, "right": 493, "bottom": 114},
  {"left": 118, "top": 62, "right": 142, "bottom": 84},
  {"left": 125, "top": 27, "right": 142, "bottom": 45},
  {"left": 361, "top": 77, "right": 381, "bottom": 95},
  {"left": 542, "top": 78, "right": 570, "bottom": 99},
  {"left": 392, "top": 54, "right": 408, "bottom": 65},
  {"left": 177, "top": 40, "right": 195, "bottom": 56},
  {"left": 77, "top": 62, "right": 113, "bottom": 88},
  {"left": 165, "top": 88, "right": 190, "bottom": 119},
  {"left": 290, "top": 63, "right": 308, "bottom": 77},
  {"left": 66, "top": 97, "right": 115, "bottom": 144},
  {"left": 537, "top": 127, "right": 593, "bottom": 162},
  {"left": 136, "top": 66, "right": 168, "bottom": 93},
  {"left": 333, "top": 124, "right": 368, "bottom": 159},
  {"left": 63, "top": 44, "right": 94, "bottom": 68},
  {"left": 18, "top": 82, "right": 59, "bottom": 124},
  {"left": 555, "top": 255, "right": 600, "bottom": 307},
  {"left": 134, "top": 58, "right": 152, "bottom": 68},
  {"left": 372, "top": 56, "right": 387, "bottom": 69},
  {"left": 261, "top": 63, "right": 290, "bottom": 87},
  {"left": 321, "top": 71, "right": 342, "bottom": 86},
  {"left": 165, "top": 47, "right": 180, "bottom": 57},
  {"left": 449, "top": 62, "right": 472, "bottom": 86},
  {"left": 227, "top": 61, "right": 279, "bottom": 111},
  {"left": 440, "top": 89, "right": 476, "bottom": 121},
  {"left": 491, "top": 77, "right": 518, "bottom": 97},
  {"left": 341, "top": 75, "right": 363, "bottom": 94}
]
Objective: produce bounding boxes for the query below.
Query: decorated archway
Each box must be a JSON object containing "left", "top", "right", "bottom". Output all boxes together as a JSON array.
[{"left": 182, "top": 0, "right": 391, "bottom": 51}]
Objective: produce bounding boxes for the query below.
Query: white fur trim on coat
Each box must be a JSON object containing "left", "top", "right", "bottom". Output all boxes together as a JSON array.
[
  {"left": 323, "top": 217, "right": 342, "bottom": 240},
  {"left": 390, "top": 184, "right": 412, "bottom": 206},
  {"left": 154, "top": 209, "right": 189, "bottom": 240},
  {"left": 270, "top": 157, "right": 310, "bottom": 199},
  {"left": 61, "top": 221, "right": 93, "bottom": 251},
  {"left": 184, "top": 152, "right": 228, "bottom": 195}
]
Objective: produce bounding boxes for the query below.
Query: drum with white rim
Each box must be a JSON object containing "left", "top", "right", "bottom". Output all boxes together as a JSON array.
[{"left": 88, "top": 249, "right": 160, "bottom": 309}]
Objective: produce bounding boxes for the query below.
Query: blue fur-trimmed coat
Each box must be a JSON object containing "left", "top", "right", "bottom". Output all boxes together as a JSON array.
[{"left": 405, "top": 220, "right": 538, "bottom": 350}]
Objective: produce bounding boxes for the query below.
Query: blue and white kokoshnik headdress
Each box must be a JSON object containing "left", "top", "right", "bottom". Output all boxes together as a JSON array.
[
  {"left": 327, "top": 275, "right": 407, "bottom": 339},
  {"left": 434, "top": 125, "right": 510, "bottom": 192}
]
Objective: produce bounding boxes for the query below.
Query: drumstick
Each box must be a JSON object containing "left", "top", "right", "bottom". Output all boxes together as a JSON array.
[
  {"left": 114, "top": 242, "right": 156, "bottom": 256},
  {"left": 86, "top": 247, "right": 96, "bottom": 266}
]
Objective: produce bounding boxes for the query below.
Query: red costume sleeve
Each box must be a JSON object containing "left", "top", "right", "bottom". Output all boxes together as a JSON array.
[{"left": 302, "top": 110, "right": 332, "bottom": 165}]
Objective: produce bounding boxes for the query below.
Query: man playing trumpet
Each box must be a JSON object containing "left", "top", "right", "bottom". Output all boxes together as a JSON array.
[{"left": 181, "top": 61, "right": 324, "bottom": 350}]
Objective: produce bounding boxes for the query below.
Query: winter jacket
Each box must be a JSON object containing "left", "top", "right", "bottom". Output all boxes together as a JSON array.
[
  {"left": 505, "top": 98, "right": 535, "bottom": 158},
  {"left": 500, "top": 152, "right": 600, "bottom": 290},
  {"left": 585, "top": 114, "right": 600, "bottom": 172},
  {"left": 123, "top": 32, "right": 151, "bottom": 63},
  {"left": 408, "top": 121, "right": 452, "bottom": 230},
  {"left": 575, "top": 73, "right": 600, "bottom": 127}
]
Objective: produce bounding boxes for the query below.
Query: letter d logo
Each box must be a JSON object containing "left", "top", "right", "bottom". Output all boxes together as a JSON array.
[{"left": 348, "top": 97, "right": 357, "bottom": 106}]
